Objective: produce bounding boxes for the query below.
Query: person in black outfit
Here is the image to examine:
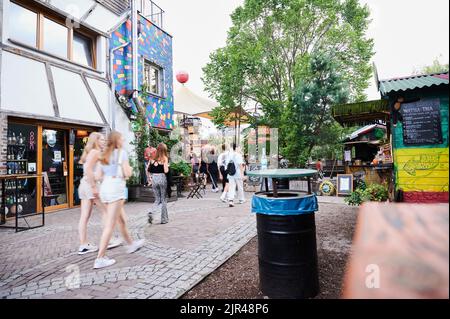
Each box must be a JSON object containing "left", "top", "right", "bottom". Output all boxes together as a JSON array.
[
  {"left": 147, "top": 143, "right": 170, "bottom": 225},
  {"left": 207, "top": 146, "right": 219, "bottom": 193}
]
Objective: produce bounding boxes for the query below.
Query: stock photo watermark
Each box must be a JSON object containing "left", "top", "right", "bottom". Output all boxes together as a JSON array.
[
  {"left": 65, "top": 264, "right": 81, "bottom": 290},
  {"left": 365, "top": 264, "right": 380, "bottom": 289}
]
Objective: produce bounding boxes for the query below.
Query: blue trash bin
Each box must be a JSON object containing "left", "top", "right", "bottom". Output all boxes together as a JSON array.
[{"left": 252, "top": 191, "right": 320, "bottom": 299}]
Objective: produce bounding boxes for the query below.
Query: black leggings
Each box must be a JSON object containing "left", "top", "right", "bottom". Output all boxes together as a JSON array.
[{"left": 219, "top": 166, "right": 228, "bottom": 191}]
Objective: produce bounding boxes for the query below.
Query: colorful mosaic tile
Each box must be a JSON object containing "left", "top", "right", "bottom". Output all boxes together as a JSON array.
[{"left": 111, "top": 16, "right": 174, "bottom": 130}]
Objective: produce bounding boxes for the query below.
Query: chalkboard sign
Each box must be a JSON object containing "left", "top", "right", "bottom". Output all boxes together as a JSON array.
[
  {"left": 337, "top": 174, "right": 353, "bottom": 196},
  {"left": 401, "top": 99, "right": 443, "bottom": 145}
]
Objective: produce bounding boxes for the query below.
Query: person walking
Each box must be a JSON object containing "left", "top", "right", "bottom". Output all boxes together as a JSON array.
[
  {"left": 190, "top": 152, "right": 200, "bottom": 177},
  {"left": 94, "top": 131, "right": 145, "bottom": 269},
  {"left": 207, "top": 146, "right": 219, "bottom": 193},
  {"left": 218, "top": 144, "right": 229, "bottom": 202},
  {"left": 316, "top": 158, "right": 324, "bottom": 179},
  {"left": 226, "top": 143, "right": 245, "bottom": 207},
  {"left": 199, "top": 146, "right": 209, "bottom": 190},
  {"left": 144, "top": 145, "right": 156, "bottom": 186},
  {"left": 77, "top": 132, "right": 121, "bottom": 255},
  {"left": 148, "top": 143, "right": 170, "bottom": 225}
]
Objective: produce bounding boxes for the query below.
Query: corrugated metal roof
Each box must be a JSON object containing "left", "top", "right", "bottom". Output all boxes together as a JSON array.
[
  {"left": 379, "top": 72, "right": 449, "bottom": 95},
  {"left": 97, "top": 0, "right": 130, "bottom": 16}
]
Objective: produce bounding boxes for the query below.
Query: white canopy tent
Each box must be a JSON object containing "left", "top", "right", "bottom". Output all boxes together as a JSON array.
[{"left": 173, "top": 85, "right": 217, "bottom": 117}]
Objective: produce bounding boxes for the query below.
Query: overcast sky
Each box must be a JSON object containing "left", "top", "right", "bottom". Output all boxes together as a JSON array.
[{"left": 160, "top": 0, "right": 449, "bottom": 101}]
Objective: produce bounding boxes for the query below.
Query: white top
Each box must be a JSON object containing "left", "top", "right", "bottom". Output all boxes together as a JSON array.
[
  {"left": 225, "top": 150, "right": 244, "bottom": 179},
  {"left": 217, "top": 151, "right": 229, "bottom": 168}
]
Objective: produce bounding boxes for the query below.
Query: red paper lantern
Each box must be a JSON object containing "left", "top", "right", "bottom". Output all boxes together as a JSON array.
[{"left": 176, "top": 71, "right": 189, "bottom": 84}]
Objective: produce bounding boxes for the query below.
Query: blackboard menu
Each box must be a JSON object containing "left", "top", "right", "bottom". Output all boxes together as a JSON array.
[{"left": 401, "top": 99, "right": 443, "bottom": 145}]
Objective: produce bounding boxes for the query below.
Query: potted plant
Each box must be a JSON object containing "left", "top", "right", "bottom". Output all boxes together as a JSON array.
[
  {"left": 127, "top": 156, "right": 141, "bottom": 201},
  {"left": 170, "top": 161, "right": 192, "bottom": 192}
]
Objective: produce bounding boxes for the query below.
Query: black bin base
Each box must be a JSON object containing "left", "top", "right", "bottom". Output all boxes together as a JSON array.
[{"left": 256, "top": 208, "right": 319, "bottom": 299}]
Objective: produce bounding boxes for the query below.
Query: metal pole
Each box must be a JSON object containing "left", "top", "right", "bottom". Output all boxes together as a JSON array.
[
  {"left": 131, "top": 0, "right": 139, "bottom": 100},
  {"left": 15, "top": 177, "right": 18, "bottom": 232}
]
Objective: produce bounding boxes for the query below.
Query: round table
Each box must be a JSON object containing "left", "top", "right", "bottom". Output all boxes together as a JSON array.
[{"left": 247, "top": 169, "right": 317, "bottom": 197}]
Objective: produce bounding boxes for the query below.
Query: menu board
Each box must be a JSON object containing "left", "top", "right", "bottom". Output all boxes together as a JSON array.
[{"left": 401, "top": 99, "right": 443, "bottom": 145}]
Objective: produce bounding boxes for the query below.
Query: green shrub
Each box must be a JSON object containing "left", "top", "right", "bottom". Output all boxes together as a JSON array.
[
  {"left": 170, "top": 161, "right": 191, "bottom": 177},
  {"left": 364, "top": 183, "right": 389, "bottom": 202},
  {"left": 345, "top": 183, "right": 388, "bottom": 206},
  {"left": 345, "top": 188, "right": 364, "bottom": 206}
]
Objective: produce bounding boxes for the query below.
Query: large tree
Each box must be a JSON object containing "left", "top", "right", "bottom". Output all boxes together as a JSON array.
[
  {"left": 282, "top": 52, "right": 349, "bottom": 165},
  {"left": 203, "top": 0, "right": 374, "bottom": 147}
]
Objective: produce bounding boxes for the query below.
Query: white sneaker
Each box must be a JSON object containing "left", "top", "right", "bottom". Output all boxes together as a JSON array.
[
  {"left": 229, "top": 201, "right": 235, "bottom": 207},
  {"left": 238, "top": 200, "right": 247, "bottom": 204},
  {"left": 220, "top": 194, "right": 228, "bottom": 203},
  {"left": 126, "top": 239, "right": 145, "bottom": 254},
  {"left": 93, "top": 256, "right": 116, "bottom": 269},
  {"left": 78, "top": 243, "right": 98, "bottom": 255},
  {"left": 107, "top": 238, "right": 122, "bottom": 250}
]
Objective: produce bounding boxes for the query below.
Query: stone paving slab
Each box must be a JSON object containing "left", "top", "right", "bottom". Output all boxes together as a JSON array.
[{"left": 0, "top": 191, "right": 256, "bottom": 299}]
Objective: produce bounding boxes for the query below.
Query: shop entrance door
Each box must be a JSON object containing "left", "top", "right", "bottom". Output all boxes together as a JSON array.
[
  {"left": 42, "top": 128, "right": 69, "bottom": 211},
  {"left": 72, "top": 130, "right": 92, "bottom": 206}
]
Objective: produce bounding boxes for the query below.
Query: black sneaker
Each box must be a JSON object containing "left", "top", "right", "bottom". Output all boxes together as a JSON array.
[{"left": 148, "top": 214, "right": 153, "bottom": 224}]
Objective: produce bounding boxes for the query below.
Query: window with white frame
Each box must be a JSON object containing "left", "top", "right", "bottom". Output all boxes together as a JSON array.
[
  {"left": 144, "top": 60, "right": 163, "bottom": 97},
  {"left": 8, "top": 1, "right": 97, "bottom": 68}
]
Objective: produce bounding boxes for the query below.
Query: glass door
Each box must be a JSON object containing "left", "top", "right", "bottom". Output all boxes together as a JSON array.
[
  {"left": 42, "top": 128, "right": 68, "bottom": 210},
  {"left": 73, "top": 130, "right": 91, "bottom": 206}
]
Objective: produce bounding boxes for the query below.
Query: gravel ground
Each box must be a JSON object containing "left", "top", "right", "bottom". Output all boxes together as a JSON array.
[{"left": 182, "top": 203, "right": 358, "bottom": 299}]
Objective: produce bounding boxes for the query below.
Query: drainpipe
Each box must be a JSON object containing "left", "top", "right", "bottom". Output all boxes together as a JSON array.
[{"left": 131, "top": 0, "right": 139, "bottom": 100}]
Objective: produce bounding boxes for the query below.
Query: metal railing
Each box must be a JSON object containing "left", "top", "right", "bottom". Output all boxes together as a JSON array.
[{"left": 138, "top": 0, "right": 165, "bottom": 29}]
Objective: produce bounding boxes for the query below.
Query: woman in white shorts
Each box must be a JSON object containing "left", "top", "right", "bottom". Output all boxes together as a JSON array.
[
  {"left": 94, "top": 131, "right": 144, "bottom": 269},
  {"left": 78, "top": 133, "right": 122, "bottom": 255}
]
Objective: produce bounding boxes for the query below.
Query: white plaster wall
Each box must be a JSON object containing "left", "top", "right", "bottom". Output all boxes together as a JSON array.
[
  {"left": 87, "top": 77, "right": 110, "bottom": 123},
  {"left": 113, "top": 101, "right": 135, "bottom": 155},
  {"left": 0, "top": 51, "right": 54, "bottom": 116},
  {"left": 51, "top": 66, "right": 103, "bottom": 124}
]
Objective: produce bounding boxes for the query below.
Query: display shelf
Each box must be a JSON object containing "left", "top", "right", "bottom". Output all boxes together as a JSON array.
[{"left": 0, "top": 175, "right": 45, "bottom": 232}]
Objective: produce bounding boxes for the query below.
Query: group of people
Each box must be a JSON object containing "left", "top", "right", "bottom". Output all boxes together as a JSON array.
[
  {"left": 77, "top": 131, "right": 170, "bottom": 269},
  {"left": 190, "top": 143, "right": 246, "bottom": 207},
  {"left": 77, "top": 133, "right": 247, "bottom": 269}
]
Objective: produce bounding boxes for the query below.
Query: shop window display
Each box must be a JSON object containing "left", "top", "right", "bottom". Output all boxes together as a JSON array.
[{"left": 2, "top": 123, "right": 39, "bottom": 220}]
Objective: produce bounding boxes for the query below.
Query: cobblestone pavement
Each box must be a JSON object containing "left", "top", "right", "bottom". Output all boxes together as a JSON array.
[{"left": 0, "top": 191, "right": 256, "bottom": 299}]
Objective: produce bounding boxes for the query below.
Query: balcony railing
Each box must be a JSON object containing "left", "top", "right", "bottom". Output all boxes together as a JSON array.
[{"left": 138, "top": 0, "right": 165, "bottom": 29}]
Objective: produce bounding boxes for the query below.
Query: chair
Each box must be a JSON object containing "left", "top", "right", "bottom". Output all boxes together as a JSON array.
[
  {"left": 198, "top": 173, "right": 208, "bottom": 195},
  {"left": 187, "top": 173, "right": 203, "bottom": 199}
]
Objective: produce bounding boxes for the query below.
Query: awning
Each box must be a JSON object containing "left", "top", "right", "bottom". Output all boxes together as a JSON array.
[
  {"left": 379, "top": 72, "right": 449, "bottom": 95},
  {"left": 332, "top": 99, "right": 390, "bottom": 126},
  {"left": 199, "top": 105, "right": 252, "bottom": 127},
  {"left": 173, "top": 85, "right": 217, "bottom": 117}
]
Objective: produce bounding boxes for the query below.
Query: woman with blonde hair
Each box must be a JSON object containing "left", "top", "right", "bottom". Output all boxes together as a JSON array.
[
  {"left": 78, "top": 132, "right": 120, "bottom": 255},
  {"left": 148, "top": 143, "right": 170, "bottom": 225},
  {"left": 94, "top": 131, "right": 144, "bottom": 269}
]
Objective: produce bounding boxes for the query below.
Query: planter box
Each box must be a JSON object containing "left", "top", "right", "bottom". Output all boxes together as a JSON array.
[{"left": 127, "top": 185, "right": 177, "bottom": 203}]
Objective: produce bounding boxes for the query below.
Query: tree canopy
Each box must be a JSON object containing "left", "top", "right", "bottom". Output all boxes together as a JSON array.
[{"left": 203, "top": 0, "right": 375, "bottom": 165}]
